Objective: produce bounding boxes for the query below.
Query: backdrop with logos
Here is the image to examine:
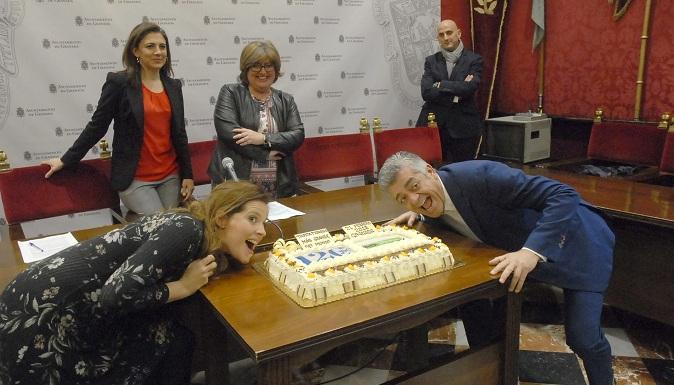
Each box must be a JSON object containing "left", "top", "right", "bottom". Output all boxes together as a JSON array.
[
  {"left": 0, "top": 0, "right": 440, "bottom": 165},
  {"left": 0, "top": 0, "right": 440, "bottom": 231}
]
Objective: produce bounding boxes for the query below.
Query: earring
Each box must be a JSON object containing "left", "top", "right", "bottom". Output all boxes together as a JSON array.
[{"left": 136, "top": 57, "right": 140, "bottom": 63}]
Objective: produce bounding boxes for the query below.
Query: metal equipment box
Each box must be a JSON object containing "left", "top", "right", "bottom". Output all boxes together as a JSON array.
[{"left": 483, "top": 116, "right": 551, "bottom": 163}]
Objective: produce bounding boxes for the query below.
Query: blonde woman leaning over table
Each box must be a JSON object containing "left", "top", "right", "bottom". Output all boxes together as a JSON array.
[
  {"left": 0, "top": 181, "right": 268, "bottom": 385},
  {"left": 208, "top": 40, "right": 305, "bottom": 198},
  {"left": 42, "top": 22, "right": 194, "bottom": 215}
]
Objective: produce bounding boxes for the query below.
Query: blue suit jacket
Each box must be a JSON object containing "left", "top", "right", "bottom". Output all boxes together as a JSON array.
[{"left": 430, "top": 161, "right": 614, "bottom": 292}]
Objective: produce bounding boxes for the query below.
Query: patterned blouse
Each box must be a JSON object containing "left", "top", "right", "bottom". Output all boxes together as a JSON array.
[
  {"left": 250, "top": 96, "right": 278, "bottom": 198},
  {"left": 0, "top": 212, "right": 204, "bottom": 385}
]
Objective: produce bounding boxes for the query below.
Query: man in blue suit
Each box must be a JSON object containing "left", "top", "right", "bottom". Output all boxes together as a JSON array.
[
  {"left": 379, "top": 152, "right": 615, "bottom": 385},
  {"left": 417, "top": 19, "right": 483, "bottom": 162}
]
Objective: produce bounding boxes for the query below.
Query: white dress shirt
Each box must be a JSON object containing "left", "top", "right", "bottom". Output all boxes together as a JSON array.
[{"left": 436, "top": 174, "right": 481, "bottom": 242}]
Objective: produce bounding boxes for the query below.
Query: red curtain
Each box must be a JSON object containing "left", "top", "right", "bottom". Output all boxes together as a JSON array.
[
  {"left": 493, "top": 0, "right": 538, "bottom": 114},
  {"left": 441, "top": 1, "right": 472, "bottom": 48},
  {"left": 544, "top": 2, "right": 643, "bottom": 120},
  {"left": 444, "top": 0, "right": 674, "bottom": 121},
  {"left": 442, "top": 0, "right": 507, "bottom": 119},
  {"left": 642, "top": 2, "right": 674, "bottom": 120}
]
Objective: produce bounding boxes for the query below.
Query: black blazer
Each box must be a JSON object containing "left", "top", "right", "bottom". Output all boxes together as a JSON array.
[
  {"left": 416, "top": 49, "right": 484, "bottom": 139},
  {"left": 61, "top": 71, "right": 192, "bottom": 191}
]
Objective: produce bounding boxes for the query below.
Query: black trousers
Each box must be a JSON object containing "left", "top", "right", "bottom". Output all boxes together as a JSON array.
[
  {"left": 441, "top": 135, "right": 481, "bottom": 163},
  {"left": 459, "top": 298, "right": 506, "bottom": 349}
]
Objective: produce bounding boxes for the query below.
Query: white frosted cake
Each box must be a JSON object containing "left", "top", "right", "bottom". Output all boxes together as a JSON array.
[{"left": 265, "top": 223, "right": 454, "bottom": 305}]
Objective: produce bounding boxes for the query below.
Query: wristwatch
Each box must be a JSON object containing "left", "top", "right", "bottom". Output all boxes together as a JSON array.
[{"left": 264, "top": 134, "right": 272, "bottom": 149}]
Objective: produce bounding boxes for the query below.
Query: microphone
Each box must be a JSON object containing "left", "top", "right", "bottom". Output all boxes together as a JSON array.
[
  {"left": 221, "top": 157, "right": 239, "bottom": 181},
  {"left": 265, "top": 219, "right": 285, "bottom": 240}
]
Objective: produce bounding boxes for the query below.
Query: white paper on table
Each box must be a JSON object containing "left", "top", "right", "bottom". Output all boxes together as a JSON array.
[
  {"left": 267, "top": 201, "right": 305, "bottom": 221},
  {"left": 18, "top": 233, "right": 79, "bottom": 263}
]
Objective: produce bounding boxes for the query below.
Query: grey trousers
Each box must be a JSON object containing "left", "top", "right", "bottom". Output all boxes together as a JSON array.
[{"left": 119, "top": 174, "right": 180, "bottom": 215}]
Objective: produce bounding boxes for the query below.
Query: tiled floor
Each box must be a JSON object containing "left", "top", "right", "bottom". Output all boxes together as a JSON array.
[{"left": 194, "top": 283, "right": 674, "bottom": 384}]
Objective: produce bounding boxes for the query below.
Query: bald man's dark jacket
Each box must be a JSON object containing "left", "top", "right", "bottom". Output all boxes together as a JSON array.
[{"left": 416, "top": 49, "right": 483, "bottom": 139}]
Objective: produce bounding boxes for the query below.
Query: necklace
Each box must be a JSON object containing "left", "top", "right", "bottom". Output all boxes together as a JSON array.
[{"left": 250, "top": 87, "right": 271, "bottom": 103}]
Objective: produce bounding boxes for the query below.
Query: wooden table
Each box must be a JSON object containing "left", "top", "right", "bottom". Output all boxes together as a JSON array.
[
  {"left": 0, "top": 185, "right": 521, "bottom": 384},
  {"left": 0, "top": 224, "right": 24, "bottom": 288},
  {"left": 523, "top": 166, "right": 674, "bottom": 325},
  {"left": 523, "top": 165, "right": 674, "bottom": 228},
  {"left": 198, "top": 185, "right": 521, "bottom": 385},
  {"left": 0, "top": 224, "right": 119, "bottom": 288}
]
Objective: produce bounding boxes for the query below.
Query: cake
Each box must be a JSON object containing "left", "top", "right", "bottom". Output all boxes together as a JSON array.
[{"left": 265, "top": 222, "right": 455, "bottom": 305}]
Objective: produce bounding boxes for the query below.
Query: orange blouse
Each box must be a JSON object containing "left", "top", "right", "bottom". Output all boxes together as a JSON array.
[{"left": 135, "top": 84, "right": 178, "bottom": 181}]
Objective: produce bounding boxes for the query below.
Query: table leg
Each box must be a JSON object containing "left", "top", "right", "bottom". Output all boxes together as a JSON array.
[
  {"left": 503, "top": 291, "right": 521, "bottom": 385},
  {"left": 258, "top": 356, "right": 292, "bottom": 385},
  {"left": 400, "top": 323, "right": 430, "bottom": 372},
  {"left": 203, "top": 310, "right": 230, "bottom": 385}
]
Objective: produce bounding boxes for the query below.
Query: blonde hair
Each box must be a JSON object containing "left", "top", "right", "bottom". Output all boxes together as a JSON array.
[
  {"left": 238, "top": 40, "right": 283, "bottom": 85},
  {"left": 180, "top": 181, "right": 269, "bottom": 256}
]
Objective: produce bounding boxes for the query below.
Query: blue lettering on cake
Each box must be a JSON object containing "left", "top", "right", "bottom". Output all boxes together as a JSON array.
[{"left": 296, "top": 246, "right": 352, "bottom": 265}]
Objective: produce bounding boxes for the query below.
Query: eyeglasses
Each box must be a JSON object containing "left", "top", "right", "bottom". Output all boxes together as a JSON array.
[{"left": 249, "top": 63, "right": 275, "bottom": 73}]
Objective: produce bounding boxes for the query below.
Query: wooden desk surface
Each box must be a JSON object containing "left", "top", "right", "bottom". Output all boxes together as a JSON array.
[
  {"left": 523, "top": 165, "right": 674, "bottom": 228},
  {"left": 0, "top": 185, "right": 516, "bottom": 384},
  {"left": 197, "top": 186, "right": 515, "bottom": 385},
  {"left": 272, "top": 184, "right": 406, "bottom": 240},
  {"left": 197, "top": 185, "right": 507, "bottom": 364},
  {"left": 0, "top": 225, "right": 118, "bottom": 288},
  {"left": 0, "top": 225, "right": 21, "bottom": 287},
  {"left": 522, "top": 165, "right": 674, "bottom": 326},
  {"left": 200, "top": 227, "right": 503, "bottom": 362}
]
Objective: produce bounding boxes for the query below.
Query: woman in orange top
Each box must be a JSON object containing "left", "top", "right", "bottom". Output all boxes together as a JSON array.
[{"left": 42, "top": 22, "right": 194, "bottom": 215}]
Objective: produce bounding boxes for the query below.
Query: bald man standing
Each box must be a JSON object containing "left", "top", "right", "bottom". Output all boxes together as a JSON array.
[{"left": 417, "top": 19, "right": 484, "bottom": 163}]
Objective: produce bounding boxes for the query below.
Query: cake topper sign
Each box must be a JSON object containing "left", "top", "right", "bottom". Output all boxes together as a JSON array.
[
  {"left": 295, "top": 228, "right": 334, "bottom": 250},
  {"left": 341, "top": 221, "right": 376, "bottom": 238}
]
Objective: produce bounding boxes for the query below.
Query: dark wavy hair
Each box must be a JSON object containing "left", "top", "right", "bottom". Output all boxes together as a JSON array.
[{"left": 122, "top": 22, "right": 173, "bottom": 83}]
